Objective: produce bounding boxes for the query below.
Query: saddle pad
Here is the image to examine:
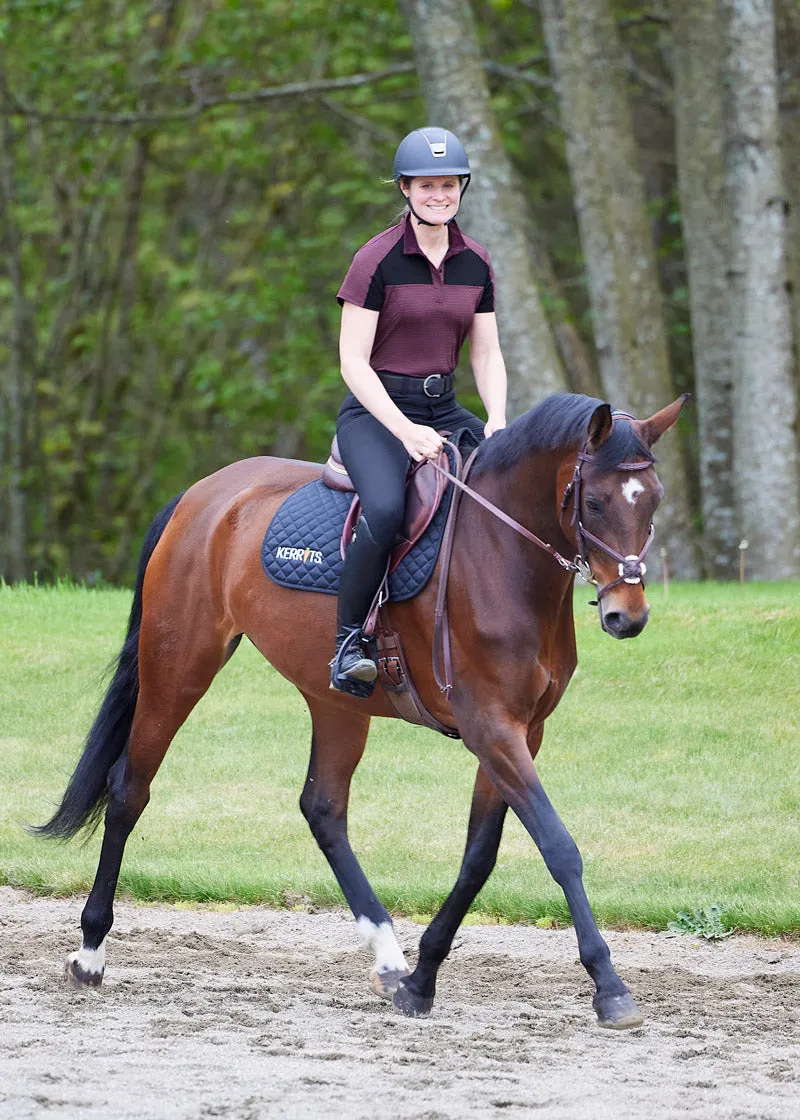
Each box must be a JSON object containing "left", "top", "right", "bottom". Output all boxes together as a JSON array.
[{"left": 261, "top": 458, "right": 455, "bottom": 601}]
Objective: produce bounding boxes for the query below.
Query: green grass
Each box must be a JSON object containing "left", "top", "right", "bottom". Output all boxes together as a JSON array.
[{"left": 1, "top": 581, "right": 798, "bottom": 934}]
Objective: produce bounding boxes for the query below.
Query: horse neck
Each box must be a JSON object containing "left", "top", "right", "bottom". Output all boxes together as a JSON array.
[
  {"left": 475, "top": 445, "right": 576, "bottom": 554},
  {"left": 455, "top": 445, "right": 578, "bottom": 617}
]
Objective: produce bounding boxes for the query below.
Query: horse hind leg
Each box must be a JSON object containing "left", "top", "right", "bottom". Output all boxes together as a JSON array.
[
  {"left": 67, "top": 620, "right": 231, "bottom": 989},
  {"left": 299, "top": 696, "right": 409, "bottom": 999}
]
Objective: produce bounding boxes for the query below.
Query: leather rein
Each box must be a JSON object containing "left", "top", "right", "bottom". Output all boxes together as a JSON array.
[{"left": 428, "top": 430, "right": 655, "bottom": 695}]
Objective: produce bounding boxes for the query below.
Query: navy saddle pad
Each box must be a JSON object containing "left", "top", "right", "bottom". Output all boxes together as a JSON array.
[{"left": 261, "top": 452, "right": 457, "bottom": 601}]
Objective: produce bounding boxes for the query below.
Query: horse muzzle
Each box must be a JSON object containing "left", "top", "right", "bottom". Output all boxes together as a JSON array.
[{"left": 598, "top": 595, "right": 650, "bottom": 639}]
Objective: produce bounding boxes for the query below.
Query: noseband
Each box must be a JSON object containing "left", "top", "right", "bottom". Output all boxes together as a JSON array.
[{"left": 560, "top": 447, "right": 655, "bottom": 602}]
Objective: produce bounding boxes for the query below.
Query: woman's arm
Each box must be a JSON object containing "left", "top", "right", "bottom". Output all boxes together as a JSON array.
[
  {"left": 469, "top": 312, "right": 507, "bottom": 437},
  {"left": 339, "top": 302, "right": 443, "bottom": 461}
]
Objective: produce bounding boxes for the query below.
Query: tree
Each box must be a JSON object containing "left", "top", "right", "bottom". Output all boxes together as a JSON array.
[
  {"left": 396, "top": 0, "right": 568, "bottom": 416},
  {"left": 777, "top": 0, "right": 800, "bottom": 388},
  {"left": 0, "top": 89, "right": 29, "bottom": 582},
  {"left": 0, "top": 0, "right": 420, "bottom": 582},
  {"left": 669, "top": 0, "right": 737, "bottom": 579},
  {"left": 540, "top": 0, "right": 699, "bottom": 578},
  {"left": 720, "top": 0, "right": 800, "bottom": 578}
]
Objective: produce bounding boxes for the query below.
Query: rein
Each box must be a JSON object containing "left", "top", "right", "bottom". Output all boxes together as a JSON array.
[{"left": 428, "top": 433, "right": 656, "bottom": 694}]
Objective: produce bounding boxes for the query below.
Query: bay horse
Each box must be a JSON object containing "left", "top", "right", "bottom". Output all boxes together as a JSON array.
[{"left": 36, "top": 392, "right": 687, "bottom": 1029}]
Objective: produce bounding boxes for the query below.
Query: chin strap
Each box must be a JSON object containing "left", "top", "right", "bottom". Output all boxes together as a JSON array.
[{"left": 406, "top": 200, "right": 437, "bottom": 228}]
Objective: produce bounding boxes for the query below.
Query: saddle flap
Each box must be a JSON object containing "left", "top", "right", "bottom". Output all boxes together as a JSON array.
[
  {"left": 391, "top": 450, "right": 449, "bottom": 564},
  {"left": 339, "top": 446, "right": 450, "bottom": 568}
]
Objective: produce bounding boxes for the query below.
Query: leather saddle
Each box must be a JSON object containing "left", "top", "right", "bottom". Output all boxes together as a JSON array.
[
  {"left": 323, "top": 433, "right": 462, "bottom": 740},
  {"left": 322, "top": 435, "right": 449, "bottom": 571}
]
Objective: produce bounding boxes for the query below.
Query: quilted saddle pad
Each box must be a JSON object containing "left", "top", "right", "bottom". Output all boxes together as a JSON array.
[{"left": 261, "top": 461, "right": 455, "bottom": 601}]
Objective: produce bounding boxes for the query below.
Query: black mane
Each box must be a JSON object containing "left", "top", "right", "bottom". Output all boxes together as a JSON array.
[{"left": 471, "top": 393, "right": 655, "bottom": 476}]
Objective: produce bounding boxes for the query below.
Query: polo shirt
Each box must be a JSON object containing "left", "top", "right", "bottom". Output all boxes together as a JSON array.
[{"left": 337, "top": 212, "right": 495, "bottom": 378}]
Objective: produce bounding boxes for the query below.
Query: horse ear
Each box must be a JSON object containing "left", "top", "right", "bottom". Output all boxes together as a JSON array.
[
  {"left": 586, "top": 403, "right": 613, "bottom": 450},
  {"left": 639, "top": 393, "right": 691, "bottom": 446}
]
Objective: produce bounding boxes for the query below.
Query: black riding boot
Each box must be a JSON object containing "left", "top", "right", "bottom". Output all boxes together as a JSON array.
[{"left": 330, "top": 516, "right": 391, "bottom": 698}]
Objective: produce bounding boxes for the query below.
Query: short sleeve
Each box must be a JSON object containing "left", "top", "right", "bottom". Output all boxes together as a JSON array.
[
  {"left": 475, "top": 258, "right": 495, "bottom": 313},
  {"left": 337, "top": 248, "right": 385, "bottom": 310}
]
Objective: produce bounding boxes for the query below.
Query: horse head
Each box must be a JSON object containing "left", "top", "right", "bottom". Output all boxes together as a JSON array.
[{"left": 561, "top": 395, "right": 689, "bottom": 640}]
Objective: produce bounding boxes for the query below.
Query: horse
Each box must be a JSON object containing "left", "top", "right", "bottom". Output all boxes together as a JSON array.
[{"left": 35, "top": 391, "right": 688, "bottom": 1030}]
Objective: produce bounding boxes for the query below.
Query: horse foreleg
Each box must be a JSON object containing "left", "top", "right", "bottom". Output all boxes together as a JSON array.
[
  {"left": 299, "top": 696, "right": 409, "bottom": 999},
  {"left": 463, "top": 718, "right": 643, "bottom": 1030},
  {"left": 394, "top": 766, "right": 507, "bottom": 1018}
]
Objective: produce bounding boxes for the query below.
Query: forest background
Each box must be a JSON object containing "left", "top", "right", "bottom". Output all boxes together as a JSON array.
[{"left": 1, "top": 0, "right": 799, "bottom": 586}]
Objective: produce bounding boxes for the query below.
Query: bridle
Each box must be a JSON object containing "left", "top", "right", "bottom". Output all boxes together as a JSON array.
[
  {"left": 432, "top": 417, "right": 656, "bottom": 601},
  {"left": 559, "top": 439, "right": 655, "bottom": 602},
  {"left": 428, "top": 419, "right": 657, "bottom": 695}
]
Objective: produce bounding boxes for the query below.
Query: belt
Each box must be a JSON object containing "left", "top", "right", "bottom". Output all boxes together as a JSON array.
[{"left": 377, "top": 371, "right": 455, "bottom": 398}]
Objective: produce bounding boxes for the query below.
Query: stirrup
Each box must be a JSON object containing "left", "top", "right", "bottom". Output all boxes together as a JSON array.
[{"left": 329, "top": 630, "right": 377, "bottom": 699}]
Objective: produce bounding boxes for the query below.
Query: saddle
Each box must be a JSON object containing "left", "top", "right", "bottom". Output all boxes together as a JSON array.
[
  {"left": 323, "top": 434, "right": 460, "bottom": 740},
  {"left": 322, "top": 435, "right": 449, "bottom": 573}
]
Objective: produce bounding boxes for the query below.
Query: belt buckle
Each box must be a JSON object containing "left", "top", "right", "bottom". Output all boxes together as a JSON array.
[{"left": 423, "top": 374, "right": 444, "bottom": 397}]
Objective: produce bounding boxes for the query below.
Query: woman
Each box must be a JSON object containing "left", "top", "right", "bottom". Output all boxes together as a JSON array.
[{"left": 331, "top": 126, "right": 508, "bottom": 696}]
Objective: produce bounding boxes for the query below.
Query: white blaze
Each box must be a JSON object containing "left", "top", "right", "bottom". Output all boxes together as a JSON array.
[{"left": 622, "top": 478, "right": 645, "bottom": 505}]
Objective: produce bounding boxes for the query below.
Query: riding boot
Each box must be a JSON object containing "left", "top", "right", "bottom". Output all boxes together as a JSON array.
[{"left": 330, "top": 516, "right": 391, "bottom": 698}]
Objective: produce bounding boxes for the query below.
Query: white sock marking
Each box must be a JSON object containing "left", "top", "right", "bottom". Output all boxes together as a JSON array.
[
  {"left": 356, "top": 917, "right": 408, "bottom": 973},
  {"left": 622, "top": 478, "right": 645, "bottom": 505},
  {"left": 69, "top": 940, "right": 106, "bottom": 977}
]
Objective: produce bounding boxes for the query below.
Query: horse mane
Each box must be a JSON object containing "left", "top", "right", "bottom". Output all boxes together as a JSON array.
[{"left": 471, "top": 393, "right": 655, "bottom": 476}]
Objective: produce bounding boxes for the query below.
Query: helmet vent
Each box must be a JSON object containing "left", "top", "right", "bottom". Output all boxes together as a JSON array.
[{"left": 430, "top": 141, "right": 447, "bottom": 157}]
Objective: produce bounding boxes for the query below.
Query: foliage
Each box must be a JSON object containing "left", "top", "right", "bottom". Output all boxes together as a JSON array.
[
  {"left": 0, "top": 0, "right": 420, "bottom": 581},
  {"left": 0, "top": 0, "right": 705, "bottom": 583},
  {"left": 666, "top": 905, "right": 735, "bottom": 940}
]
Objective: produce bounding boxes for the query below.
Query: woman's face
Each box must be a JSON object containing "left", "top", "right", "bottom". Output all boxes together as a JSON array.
[{"left": 401, "top": 176, "right": 461, "bottom": 225}]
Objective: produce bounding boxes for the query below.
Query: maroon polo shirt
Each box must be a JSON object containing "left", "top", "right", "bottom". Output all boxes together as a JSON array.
[{"left": 337, "top": 212, "right": 495, "bottom": 378}]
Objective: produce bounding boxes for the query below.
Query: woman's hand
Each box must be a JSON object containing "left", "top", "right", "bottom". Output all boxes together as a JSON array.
[
  {"left": 400, "top": 423, "right": 445, "bottom": 463},
  {"left": 484, "top": 416, "right": 506, "bottom": 438}
]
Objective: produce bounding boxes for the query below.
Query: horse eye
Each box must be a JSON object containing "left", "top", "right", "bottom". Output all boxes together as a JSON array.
[{"left": 585, "top": 497, "right": 603, "bottom": 515}]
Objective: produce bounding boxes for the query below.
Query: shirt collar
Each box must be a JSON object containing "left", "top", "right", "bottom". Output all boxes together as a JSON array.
[{"left": 402, "top": 211, "right": 467, "bottom": 260}]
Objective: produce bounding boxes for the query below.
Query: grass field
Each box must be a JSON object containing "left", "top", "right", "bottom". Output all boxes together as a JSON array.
[{"left": 1, "top": 581, "right": 798, "bottom": 934}]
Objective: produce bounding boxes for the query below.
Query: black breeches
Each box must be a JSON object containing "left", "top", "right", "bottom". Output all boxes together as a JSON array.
[{"left": 334, "top": 390, "right": 485, "bottom": 629}]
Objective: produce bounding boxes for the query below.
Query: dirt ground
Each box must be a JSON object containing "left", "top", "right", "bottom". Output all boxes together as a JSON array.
[{"left": 1, "top": 887, "right": 798, "bottom": 1119}]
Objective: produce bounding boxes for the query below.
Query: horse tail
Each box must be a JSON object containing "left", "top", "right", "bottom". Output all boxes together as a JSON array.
[{"left": 32, "top": 492, "right": 186, "bottom": 841}]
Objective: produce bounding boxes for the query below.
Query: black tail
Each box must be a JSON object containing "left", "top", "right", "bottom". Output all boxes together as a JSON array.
[{"left": 32, "top": 492, "right": 186, "bottom": 841}]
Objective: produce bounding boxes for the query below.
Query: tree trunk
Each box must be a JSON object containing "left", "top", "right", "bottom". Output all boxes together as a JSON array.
[
  {"left": 720, "top": 0, "right": 800, "bottom": 578},
  {"left": 396, "top": 0, "right": 568, "bottom": 417},
  {"left": 776, "top": 0, "right": 800, "bottom": 397},
  {"left": 540, "top": 0, "right": 699, "bottom": 578},
  {"left": 0, "top": 97, "right": 30, "bottom": 582},
  {"left": 669, "top": 0, "right": 738, "bottom": 579}
]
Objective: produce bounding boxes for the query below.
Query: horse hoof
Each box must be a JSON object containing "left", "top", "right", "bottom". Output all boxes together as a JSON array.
[
  {"left": 370, "top": 966, "right": 410, "bottom": 1001},
  {"left": 593, "top": 991, "right": 644, "bottom": 1030},
  {"left": 393, "top": 978, "right": 434, "bottom": 1018},
  {"left": 65, "top": 955, "right": 104, "bottom": 990}
]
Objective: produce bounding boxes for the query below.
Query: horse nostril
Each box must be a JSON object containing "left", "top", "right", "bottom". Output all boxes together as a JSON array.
[
  {"left": 603, "top": 611, "right": 624, "bottom": 633},
  {"left": 602, "top": 609, "right": 648, "bottom": 639}
]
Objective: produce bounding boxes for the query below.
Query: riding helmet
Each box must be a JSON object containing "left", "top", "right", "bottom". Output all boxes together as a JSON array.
[{"left": 392, "top": 127, "right": 471, "bottom": 184}]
